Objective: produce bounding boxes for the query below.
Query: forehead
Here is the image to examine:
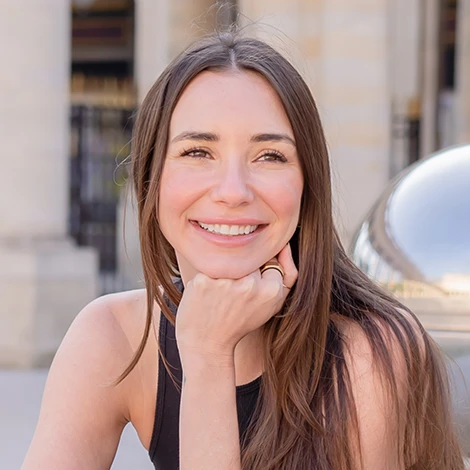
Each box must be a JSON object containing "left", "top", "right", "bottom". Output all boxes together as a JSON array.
[{"left": 169, "top": 70, "right": 293, "bottom": 138}]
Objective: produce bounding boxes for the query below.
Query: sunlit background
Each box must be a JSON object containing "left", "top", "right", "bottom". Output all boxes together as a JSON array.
[{"left": 0, "top": 0, "right": 469, "bottom": 468}]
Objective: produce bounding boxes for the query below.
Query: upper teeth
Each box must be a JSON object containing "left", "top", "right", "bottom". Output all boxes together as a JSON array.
[{"left": 198, "top": 222, "right": 258, "bottom": 235}]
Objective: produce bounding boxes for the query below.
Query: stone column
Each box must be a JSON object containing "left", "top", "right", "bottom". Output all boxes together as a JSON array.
[
  {"left": 389, "top": 0, "right": 423, "bottom": 175},
  {"left": 238, "top": 0, "right": 391, "bottom": 246},
  {"left": 134, "top": 0, "right": 215, "bottom": 100},
  {"left": 420, "top": 0, "right": 440, "bottom": 157},
  {"left": 0, "top": 0, "right": 98, "bottom": 367},
  {"left": 135, "top": 0, "right": 219, "bottom": 99},
  {"left": 134, "top": 0, "right": 172, "bottom": 101},
  {"left": 455, "top": 0, "right": 470, "bottom": 144}
]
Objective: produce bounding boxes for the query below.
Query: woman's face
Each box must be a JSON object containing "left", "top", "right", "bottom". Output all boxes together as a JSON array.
[{"left": 159, "top": 70, "right": 303, "bottom": 280}]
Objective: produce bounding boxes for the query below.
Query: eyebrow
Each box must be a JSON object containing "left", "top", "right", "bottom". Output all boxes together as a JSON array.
[
  {"left": 252, "top": 133, "right": 296, "bottom": 146},
  {"left": 171, "top": 131, "right": 218, "bottom": 143},
  {"left": 170, "top": 131, "right": 296, "bottom": 146}
]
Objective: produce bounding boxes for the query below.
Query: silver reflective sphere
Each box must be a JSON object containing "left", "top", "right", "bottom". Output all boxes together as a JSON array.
[
  {"left": 351, "top": 145, "right": 470, "bottom": 356},
  {"left": 351, "top": 144, "right": 470, "bottom": 456}
]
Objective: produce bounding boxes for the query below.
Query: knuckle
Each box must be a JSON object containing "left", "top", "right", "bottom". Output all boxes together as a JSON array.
[
  {"left": 240, "top": 276, "right": 256, "bottom": 294},
  {"left": 217, "top": 278, "right": 232, "bottom": 290},
  {"left": 191, "top": 273, "right": 208, "bottom": 289}
]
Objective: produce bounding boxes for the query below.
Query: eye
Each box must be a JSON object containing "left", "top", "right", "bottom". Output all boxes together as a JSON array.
[
  {"left": 257, "top": 150, "right": 288, "bottom": 163},
  {"left": 180, "top": 147, "right": 210, "bottom": 159}
]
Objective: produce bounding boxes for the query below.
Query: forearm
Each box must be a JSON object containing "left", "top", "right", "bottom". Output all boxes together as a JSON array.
[{"left": 179, "top": 355, "right": 241, "bottom": 470}]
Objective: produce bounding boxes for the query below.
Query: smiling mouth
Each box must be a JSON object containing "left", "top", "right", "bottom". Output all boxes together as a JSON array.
[{"left": 196, "top": 221, "right": 259, "bottom": 236}]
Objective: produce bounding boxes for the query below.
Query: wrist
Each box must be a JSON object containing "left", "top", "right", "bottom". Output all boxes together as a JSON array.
[
  {"left": 181, "top": 356, "right": 236, "bottom": 388},
  {"left": 177, "top": 337, "right": 236, "bottom": 364},
  {"left": 178, "top": 343, "right": 235, "bottom": 383},
  {"left": 179, "top": 347, "right": 235, "bottom": 370}
]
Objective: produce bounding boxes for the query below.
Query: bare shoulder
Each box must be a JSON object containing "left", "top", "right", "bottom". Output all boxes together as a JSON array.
[
  {"left": 22, "top": 289, "right": 160, "bottom": 469},
  {"left": 332, "top": 313, "right": 408, "bottom": 400},
  {"left": 99, "top": 288, "right": 156, "bottom": 350},
  {"left": 102, "top": 288, "right": 163, "bottom": 436},
  {"left": 331, "top": 308, "right": 425, "bottom": 403},
  {"left": 57, "top": 287, "right": 155, "bottom": 382},
  {"left": 330, "top": 310, "right": 422, "bottom": 469},
  {"left": 79, "top": 287, "right": 162, "bottom": 383},
  {"left": 333, "top": 307, "right": 425, "bottom": 372},
  {"left": 48, "top": 289, "right": 150, "bottom": 390}
]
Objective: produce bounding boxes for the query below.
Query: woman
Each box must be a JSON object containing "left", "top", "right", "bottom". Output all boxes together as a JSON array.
[{"left": 22, "top": 32, "right": 464, "bottom": 469}]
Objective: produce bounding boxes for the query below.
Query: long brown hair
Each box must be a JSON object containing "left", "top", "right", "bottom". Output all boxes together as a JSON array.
[{"left": 127, "top": 32, "right": 464, "bottom": 469}]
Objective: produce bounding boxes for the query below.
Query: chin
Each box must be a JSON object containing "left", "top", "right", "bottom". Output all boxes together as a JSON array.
[{"left": 196, "top": 262, "right": 259, "bottom": 280}]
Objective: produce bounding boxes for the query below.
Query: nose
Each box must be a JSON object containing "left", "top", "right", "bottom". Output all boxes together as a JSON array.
[{"left": 210, "top": 161, "right": 254, "bottom": 207}]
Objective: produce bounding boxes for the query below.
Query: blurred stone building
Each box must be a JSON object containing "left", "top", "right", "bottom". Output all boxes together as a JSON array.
[{"left": 1, "top": 0, "right": 469, "bottom": 367}]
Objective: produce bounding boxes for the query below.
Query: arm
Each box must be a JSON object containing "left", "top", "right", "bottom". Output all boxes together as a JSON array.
[
  {"left": 176, "top": 245, "right": 298, "bottom": 470},
  {"left": 179, "top": 353, "right": 240, "bottom": 470},
  {"left": 21, "top": 296, "right": 135, "bottom": 470}
]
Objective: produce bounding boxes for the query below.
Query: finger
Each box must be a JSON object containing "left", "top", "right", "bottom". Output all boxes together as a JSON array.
[
  {"left": 259, "top": 259, "right": 289, "bottom": 307},
  {"left": 259, "top": 258, "right": 284, "bottom": 285},
  {"left": 277, "top": 243, "right": 298, "bottom": 290}
]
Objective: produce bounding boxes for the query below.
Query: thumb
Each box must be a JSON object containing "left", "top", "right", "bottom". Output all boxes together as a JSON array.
[{"left": 277, "top": 243, "right": 298, "bottom": 290}]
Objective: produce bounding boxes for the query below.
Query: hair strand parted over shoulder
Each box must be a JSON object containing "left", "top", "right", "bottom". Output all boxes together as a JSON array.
[{"left": 126, "top": 31, "right": 464, "bottom": 469}]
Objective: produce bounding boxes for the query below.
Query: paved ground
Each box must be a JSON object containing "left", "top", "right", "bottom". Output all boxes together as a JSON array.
[{"left": 1, "top": 355, "right": 469, "bottom": 469}]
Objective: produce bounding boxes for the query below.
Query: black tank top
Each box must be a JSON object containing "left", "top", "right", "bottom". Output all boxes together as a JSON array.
[{"left": 148, "top": 279, "right": 262, "bottom": 469}]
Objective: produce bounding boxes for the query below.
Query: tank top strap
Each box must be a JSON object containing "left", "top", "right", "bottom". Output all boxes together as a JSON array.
[{"left": 148, "top": 279, "right": 183, "bottom": 468}]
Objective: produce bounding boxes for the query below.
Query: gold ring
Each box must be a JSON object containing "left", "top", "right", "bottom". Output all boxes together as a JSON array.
[
  {"left": 282, "top": 283, "right": 291, "bottom": 289},
  {"left": 260, "top": 263, "right": 285, "bottom": 278}
]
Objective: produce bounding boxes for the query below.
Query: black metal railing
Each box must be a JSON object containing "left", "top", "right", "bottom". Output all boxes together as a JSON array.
[{"left": 69, "top": 105, "right": 134, "bottom": 294}]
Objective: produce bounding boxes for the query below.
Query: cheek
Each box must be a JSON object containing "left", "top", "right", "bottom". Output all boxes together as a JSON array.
[
  {"left": 158, "top": 168, "right": 182, "bottom": 229},
  {"left": 160, "top": 165, "right": 188, "bottom": 200},
  {"left": 273, "top": 175, "right": 303, "bottom": 219},
  {"left": 158, "top": 165, "right": 208, "bottom": 222}
]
